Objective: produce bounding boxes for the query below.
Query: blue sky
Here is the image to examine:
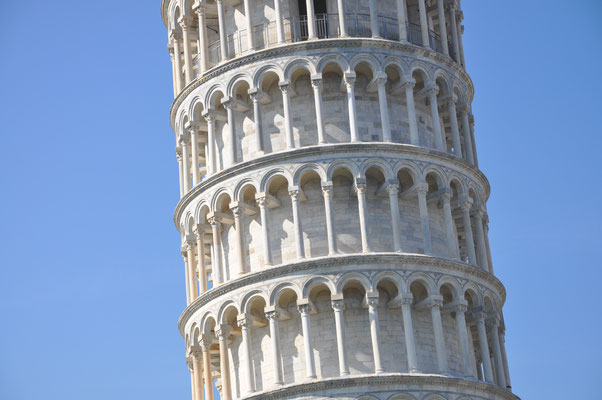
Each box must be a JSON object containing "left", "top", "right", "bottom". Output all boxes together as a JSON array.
[{"left": 0, "top": 1, "right": 601, "bottom": 399}]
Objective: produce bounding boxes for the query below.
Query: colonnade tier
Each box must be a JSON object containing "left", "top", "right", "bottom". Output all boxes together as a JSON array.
[
  {"left": 181, "top": 256, "right": 514, "bottom": 399},
  {"left": 176, "top": 145, "right": 493, "bottom": 302},
  {"left": 162, "top": 0, "right": 468, "bottom": 89},
  {"left": 171, "top": 43, "right": 477, "bottom": 199}
]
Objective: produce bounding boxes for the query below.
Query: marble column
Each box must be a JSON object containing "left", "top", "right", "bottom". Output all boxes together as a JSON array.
[
  {"left": 367, "top": 294, "right": 384, "bottom": 374},
  {"left": 355, "top": 182, "right": 371, "bottom": 253},
  {"left": 222, "top": 98, "right": 237, "bottom": 166},
  {"left": 430, "top": 296, "right": 448, "bottom": 374},
  {"left": 437, "top": 0, "right": 449, "bottom": 56},
  {"left": 336, "top": 0, "right": 348, "bottom": 37},
  {"left": 500, "top": 330, "right": 512, "bottom": 388},
  {"left": 182, "top": 250, "right": 191, "bottom": 304},
  {"left": 186, "top": 238, "right": 198, "bottom": 301},
  {"left": 448, "top": 4, "right": 461, "bottom": 64},
  {"left": 248, "top": 88, "right": 264, "bottom": 153},
  {"left": 460, "top": 105, "right": 475, "bottom": 164},
  {"left": 447, "top": 96, "right": 463, "bottom": 158},
  {"left": 387, "top": 184, "right": 403, "bottom": 252},
  {"left": 171, "top": 32, "right": 183, "bottom": 93},
  {"left": 416, "top": 183, "right": 432, "bottom": 254},
  {"left": 243, "top": 0, "right": 255, "bottom": 51},
  {"left": 322, "top": 183, "right": 337, "bottom": 255},
  {"left": 169, "top": 47, "right": 177, "bottom": 97},
  {"left": 209, "top": 217, "right": 223, "bottom": 284},
  {"left": 298, "top": 304, "right": 317, "bottom": 379},
  {"left": 256, "top": 195, "right": 273, "bottom": 266},
  {"left": 472, "top": 208, "right": 490, "bottom": 271},
  {"left": 289, "top": 188, "right": 305, "bottom": 259},
  {"left": 311, "top": 76, "right": 326, "bottom": 144},
  {"left": 237, "top": 314, "right": 255, "bottom": 394},
  {"left": 188, "top": 360, "right": 197, "bottom": 400},
  {"left": 200, "top": 335, "right": 214, "bottom": 400},
  {"left": 179, "top": 16, "right": 194, "bottom": 84},
  {"left": 344, "top": 73, "right": 359, "bottom": 142},
  {"left": 401, "top": 293, "right": 419, "bottom": 373},
  {"left": 176, "top": 147, "right": 184, "bottom": 197},
  {"left": 460, "top": 201, "right": 477, "bottom": 265},
  {"left": 305, "top": 0, "right": 317, "bottom": 40},
  {"left": 194, "top": 4, "right": 209, "bottom": 73},
  {"left": 331, "top": 297, "right": 349, "bottom": 376},
  {"left": 216, "top": 0, "right": 228, "bottom": 61},
  {"left": 230, "top": 205, "right": 247, "bottom": 275},
  {"left": 188, "top": 124, "right": 200, "bottom": 186},
  {"left": 191, "top": 348, "right": 204, "bottom": 400},
  {"left": 403, "top": 81, "right": 419, "bottom": 145},
  {"left": 195, "top": 226, "right": 208, "bottom": 293},
  {"left": 475, "top": 312, "right": 494, "bottom": 383},
  {"left": 202, "top": 111, "right": 217, "bottom": 175},
  {"left": 180, "top": 132, "right": 191, "bottom": 193},
  {"left": 441, "top": 190, "right": 460, "bottom": 258},
  {"left": 489, "top": 319, "right": 507, "bottom": 388},
  {"left": 280, "top": 82, "right": 295, "bottom": 149},
  {"left": 375, "top": 73, "right": 391, "bottom": 142},
  {"left": 426, "top": 87, "right": 444, "bottom": 151},
  {"left": 274, "top": 0, "right": 285, "bottom": 44},
  {"left": 396, "top": 0, "right": 408, "bottom": 42},
  {"left": 368, "top": 0, "right": 380, "bottom": 38},
  {"left": 454, "top": 302, "right": 473, "bottom": 377},
  {"left": 265, "top": 309, "right": 283, "bottom": 385},
  {"left": 417, "top": 0, "right": 430, "bottom": 48},
  {"left": 215, "top": 325, "right": 232, "bottom": 400}
]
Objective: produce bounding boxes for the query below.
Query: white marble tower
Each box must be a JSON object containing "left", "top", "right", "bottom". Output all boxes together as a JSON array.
[{"left": 161, "top": 1, "right": 517, "bottom": 399}]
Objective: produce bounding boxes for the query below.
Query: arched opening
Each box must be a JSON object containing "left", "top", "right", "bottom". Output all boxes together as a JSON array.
[
  {"left": 266, "top": 175, "right": 292, "bottom": 265},
  {"left": 320, "top": 61, "right": 348, "bottom": 142},
  {"left": 341, "top": 279, "right": 372, "bottom": 375},
  {"left": 331, "top": 166, "right": 361, "bottom": 253},
  {"left": 353, "top": 61, "right": 380, "bottom": 142},
  {"left": 365, "top": 165, "right": 392, "bottom": 252},
  {"left": 306, "top": 282, "right": 336, "bottom": 378},
  {"left": 259, "top": 71, "right": 283, "bottom": 153},
  {"left": 299, "top": 170, "right": 327, "bottom": 257},
  {"left": 376, "top": 278, "right": 404, "bottom": 373}
]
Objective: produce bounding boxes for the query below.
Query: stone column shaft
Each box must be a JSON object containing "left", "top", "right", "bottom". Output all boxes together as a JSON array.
[
  {"left": 473, "top": 211, "right": 489, "bottom": 271},
  {"left": 376, "top": 77, "right": 391, "bottom": 142},
  {"left": 180, "top": 135, "right": 191, "bottom": 193},
  {"left": 266, "top": 310, "right": 283, "bottom": 385},
  {"left": 367, "top": 297, "right": 384, "bottom": 374},
  {"left": 196, "top": 6, "right": 209, "bottom": 73},
  {"left": 416, "top": 184, "right": 432, "bottom": 254},
  {"left": 201, "top": 341, "right": 214, "bottom": 400},
  {"left": 430, "top": 298, "right": 448, "bottom": 373},
  {"left": 331, "top": 299, "right": 349, "bottom": 376},
  {"left": 216, "top": 327, "right": 232, "bottom": 400},
  {"left": 190, "top": 128, "right": 200, "bottom": 186},
  {"left": 192, "top": 352, "right": 204, "bottom": 400},
  {"left": 500, "top": 331, "right": 512, "bottom": 388},
  {"left": 427, "top": 89, "right": 444, "bottom": 151},
  {"left": 280, "top": 83, "right": 295, "bottom": 149},
  {"left": 460, "top": 109, "right": 475, "bottom": 164},
  {"left": 249, "top": 91, "right": 264, "bottom": 152},
  {"left": 476, "top": 314, "right": 494, "bottom": 383},
  {"left": 305, "top": 0, "right": 317, "bottom": 40},
  {"left": 257, "top": 197, "right": 273, "bottom": 265},
  {"left": 448, "top": 99, "right": 463, "bottom": 157},
  {"left": 404, "top": 82, "right": 419, "bottom": 145},
  {"left": 345, "top": 75, "right": 359, "bottom": 142},
  {"left": 311, "top": 78, "right": 326, "bottom": 144},
  {"left": 490, "top": 321, "right": 507, "bottom": 388},
  {"left": 274, "top": 0, "right": 285, "bottom": 44},
  {"left": 461, "top": 202, "right": 477, "bottom": 265},
  {"left": 355, "top": 183, "right": 371, "bottom": 252},
  {"left": 436, "top": 0, "right": 449, "bottom": 55},
  {"left": 231, "top": 207, "right": 246, "bottom": 275},
  {"left": 186, "top": 242, "right": 198, "bottom": 301},
  {"left": 442, "top": 192, "right": 460, "bottom": 258},
  {"left": 216, "top": 0, "right": 228, "bottom": 61},
  {"left": 387, "top": 184, "right": 403, "bottom": 252},
  {"left": 172, "top": 35, "right": 183, "bottom": 93},
  {"left": 299, "top": 304, "right": 317, "bottom": 379},
  {"left": 180, "top": 19, "right": 194, "bottom": 84},
  {"left": 417, "top": 0, "right": 430, "bottom": 47},
  {"left": 204, "top": 113, "right": 217, "bottom": 175},
  {"left": 223, "top": 100, "right": 236, "bottom": 166},
  {"left": 290, "top": 189, "right": 305, "bottom": 259},
  {"left": 368, "top": 0, "right": 380, "bottom": 38},
  {"left": 449, "top": 5, "right": 461, "bottom": 64},
  {"left": 210, "top": 219, "right": 223, "bottom": 284},
  {"left": 177, "top": 150, "right": 184, "bottom": 198},
  {"left": 196, "top": 230, "right": 207, "bottom": 293},
  {"left": 336, "top": 0, "right": 348, "bottom": 37},
  {"left": 237, "top": 316, "right": 255, "bottom": 394},
  {"left": 396, "top": 0, "right": 408, "bottom": 41},
  {"left": 401, "top": 296, "right": 419, "bottom": 373},
  {"left": 243, "top": 0, "right": 255, "bottom": 51},
  {"left": 322, "top": 184, "right": 337, "bottom": 255},
  {"left": 454, "top": 304, "right": 473, "bottom": 377}
]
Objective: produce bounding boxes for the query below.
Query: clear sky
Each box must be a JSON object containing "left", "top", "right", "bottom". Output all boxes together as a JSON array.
[{"left": 0, "top": 1, "right": 601, "bottom": 399}]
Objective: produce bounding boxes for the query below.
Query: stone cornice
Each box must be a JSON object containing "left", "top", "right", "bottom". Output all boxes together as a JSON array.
[
  {"left": 169, "top": 38, "right": 474, "bottom": 129},
  {"left": 239, "top": 373, "right": 519, "bottom": 400},
  {"left": 173, "top": 143, "right": 490, "bottom": 225},
  {"left": 177, "top": 253, "right": 506, "bottom": 334}
]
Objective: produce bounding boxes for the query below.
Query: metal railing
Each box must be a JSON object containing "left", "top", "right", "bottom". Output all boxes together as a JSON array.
[{"left": 199, "top": 14, "right": 455, "bottom": 71}]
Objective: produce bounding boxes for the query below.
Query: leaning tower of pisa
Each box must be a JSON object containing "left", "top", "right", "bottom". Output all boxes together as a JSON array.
[{"left": 162, "top": 1, "right": 518, "bottom": 399}]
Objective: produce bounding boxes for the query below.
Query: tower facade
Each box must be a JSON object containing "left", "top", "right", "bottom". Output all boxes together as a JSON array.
[{"left": 161, "top": 1, "right": 517, "bottom": 399}]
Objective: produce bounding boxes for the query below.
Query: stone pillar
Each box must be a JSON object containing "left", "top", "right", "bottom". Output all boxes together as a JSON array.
[
  {"left": 182, "top": 250, "right": 191, "bottom": 304},
  {"left": 274, "top": 0, "right": 285, "bottom": 44},
  {"left": 169, "top": 47, "right": 177, "bottom": 97},
  {"left": 460, "top": 201, "right": 477, "bottom": 265},
  {"left": 483, "top": 213, "right": 494, "bottom": 274},
  {"left": 237, "top": 314, "right": 255, "bottom": 394},
  {"left": 180, "top": 133, "right": 191, "bottom": 192},
  {"left": 186, "top": 238, "right": 198, "bottom": 301},
  {"left": 401, "top": 293, "right": 419, "bottom": 373},
  {"left": 489, "top": 319, "right": 507, "bottom": 388},
  {"left": 396, "top": 0, "right": 408, "bottom": 42},
  {"left": 448, "top": 4, "right": 461, "bottom": 64},
  {"left": 403, "top": 81, "right": 419, "bottom": 145},
  {"left": 243, "top": 0, "right": 255, "bottom": 51},
  {"left": 194, "top": 4, "right": 209, "bottom": 74},
  {"left": 375, "top": 73, "right": 391, "bottom": 142},
  {"left": 322, "top": 183, "right": 338, "bottom": 255},
  {"left": 417, "top": 0, "right": 430, "bottom": 48},
  {"left": 386, "top": 184, "right": 403, "bottom": 252},
  {"left": 500, "top": 330, "right": 512, "bottom": 388},
  {"left": 426, "top": 87, "right": 444, "bottom": 151},
  {"left": 368, "top": 0, "right": 380, "bottom": 38},
  {"left": 171, "top": 32, "right": 183, "bottom": 93},
  {"left": 202, "top": 111, "right": 217, "bottom": 175},
  {"left": 230, "top": 205, "right": 246, "bottom": 275},
  {"left": 460, "top": 106, "right": 475, "bottom": 164},
  {"left": 209, "top": 217, "right": 223, "bottom": 284},
  {"left": 469, "top": 114, "right": 479, "bottom": 167},
  {"left": 195, "top": 226, "right": 208, "bottom": 293},
  {"left": 289, "top": 188, "right": 305, "bottom": 259},
  {"left": 188, "top": 360, "right": 197, "bottom": 400},
  {"left": 215, "top": 325, "right": 232, "bottom": 400},
  {"left": 200, "top": 335, "right": 214, "bottom": 400},
  {"left": 176, "top": 147, "right": 184, "bottom": 197},
  {"left": 441, "top": 190, "right": 460, "bottom": 258},
  {"left": 188, "top": 124, "right": 200, "bottom": 186},
  {"left": 265, "top": 309, "right": 283, "bottom": 385},
  {"left": 331, "top": 297, "right": 349, "bottom": 376},
  {"left": 179, "top": 16, "right": 194, "bottom": 84},
  {"left": 344, "top": 73, "right": 359, "bottom": 142},
  {"left": 256, "top": 195, "right": 273, "bottom": 266},
  {"left": 222, "top": 98, "right": 237, "bottom": 166},
  {"left": 447, "top": 96, "right": 463, "bottom": 158},
  {"left": 311, "top": 75, "right": 326, "bottom": 144},
  {"left": 248, "top": 88, "right": 264, "bottom": 153},
  {"left": 416, "top": 183, "right": 432, "bottom": 254},
  {"left": 472, "top": 208, "right": 490, "bottom": 271},
  {"left": 430, "top": 296, "right": 448, "bottom": 374},
  {"left": 367, "top": 294, "right": 384, "bottom": 374},
  {"left": 336, "top": 0, "right": 348, "bottom": 37},
  {"left": 454, "top": 302, "right": 473, "bottom": 377},
  {"left": 355, "top": 182, "right": 371, "bottom": 253},
  {"left": 475, "top": 312, "right": 494, "bottom": 383},
  {"left": 298, "top": 304, "right": 317, "bottom": 379},
  {"left": 305, "top": 0, "right": 317, "bottom": 40},
  {"left": 191, "top": 348, "right": 204, "bottom": 400},
  {"left": 280, "top": 82, "right": 295, "bottom": 149},
  {"left": 216, "top": 0, "right": 228, "bottom": 62},
  {"left": 437, "top": 0, "right": 449, "bottom": 56}
]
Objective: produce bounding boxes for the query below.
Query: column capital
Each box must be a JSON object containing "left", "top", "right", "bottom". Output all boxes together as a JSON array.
[
  {"left": 321, "top": 181, "right": 334, "bottom": 195},
  {"left": 199, "top": 333, "right": 213, "bottom": 349},
  {"left": 298, "top": 303, "right": 311, "bottom": 316},
  {"left": 189, "top": 345, "right": 203, "bottom": 358},
  {"left": 192, "top": 3, "right": 206, "bottom": 15},
  {"left": 185, "top": 234, "right": 197, "bottom": 246},
  {"left": 416, "top": 182, "right": 429, "bottom": 195},
  {"left": 458, "top": 102, "right": 471, "bottom": 114},
  {"left": 214, "top": 324, "right": 230, "bottom": 339},
  {"left": 459, "top": 199, "right": 473, "bottom": 212},
  {"left": 452, "top": 299, "right": 469, "bottom": 313},
  {"left": 178, "top": 15, "right": 194, "bottom": 30},
  {"left": 208, "top": 215, "right": 222, "bottom": 227},
  {"left": 440, "top": 188, "right": 453, "bottom": 202},
  {"left": 354, "top": 180, "right": 367, "bottom": 194},
  {"left": 265, "top": 309, "right": 280, "bottom": 321},
  {"left": 374, "top": 72, "right": 388, "bottom": 87},
  {"left": 169, "top": 30, "right": 182, "bottom": 42},
  {"left": 230, "top": 205, "right": 243, "bottom": 217},
  {"left": 366, "top": 291, "right": 380, "bottom": 308},
  {"left": 331, "top": 299, "right": 345, "bottom": 312},
  {"left": 400, "top": 292, "right": 414, "bottom": 305},
  {"left": 471, "top": 207, "right": 486, "bottom": 219},
  {"left": 288, "top": 188, "right": 301, "bottom": 200},
  {"left": 386, "top": 183, "right": 399, "bottom": 195},
  {"left": 178, "top": 131, "right": 190, "bottom": 145},
  {"left": 175, "top": 146, "right": 182, "bottom": 157},
  {"left": 278, "top": 80, "right": 291, "bottom": 90},
  {"left": 429, "top": 294, "right": 444, "bottom": 309},
  {"left": 237, "top": 313, "right": 251, "bottom": 328},
  {"left": 424, "top": 85, "right": 440, "bottom": 97},
  {"left": 344, "top": 72, "right": 357, "bottom": 86}
]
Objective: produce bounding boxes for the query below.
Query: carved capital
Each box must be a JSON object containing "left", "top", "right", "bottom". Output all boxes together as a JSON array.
[
  {"left": 321, "top": 182, "right": 334, "bottom": 196},
  {"left": 265, "top": 309, "right": 280, "bottom": 321},
  {"left": 214, "top": 324, "right": 229, "bottom": 339},
  {"left": 415, "top": 182, "right": 429, "bottom": 195},
  {"left": 331, "top": 299, "right": 345, "bottom": 312},
  {"left": 386, "top": 183, "right": 399, "bottom": 195},
  {"left": 298, "top": 304, "right": 311, "bottom": 316}
]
